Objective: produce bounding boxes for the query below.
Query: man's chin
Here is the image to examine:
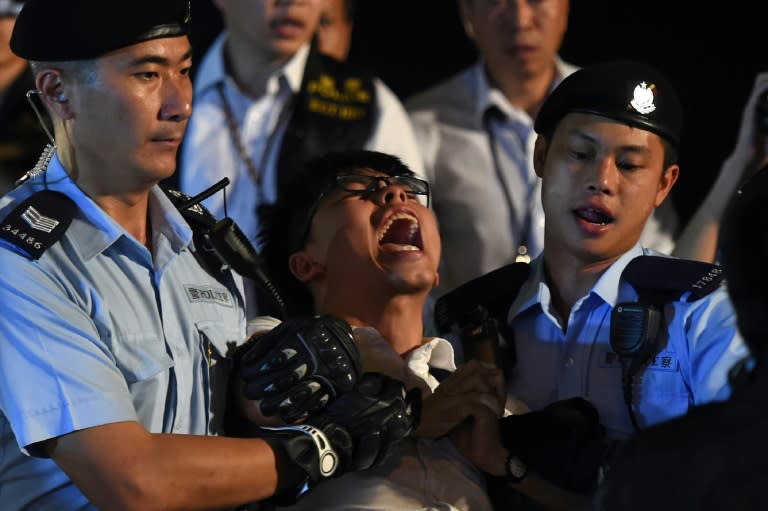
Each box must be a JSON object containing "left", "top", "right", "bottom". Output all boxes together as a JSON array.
[{"left": 385, "top": 271, "right": 436, "bottom": 295}]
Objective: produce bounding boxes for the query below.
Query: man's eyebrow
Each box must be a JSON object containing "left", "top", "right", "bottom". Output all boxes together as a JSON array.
[
  {"left": 128, "top": 49, "right": 193, "bottom": 67},
  {"left": 567, "top": 128, "right": 652, "bottom": 154}
]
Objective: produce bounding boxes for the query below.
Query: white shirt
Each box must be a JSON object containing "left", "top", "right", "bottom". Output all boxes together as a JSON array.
[
  {"left": 247, "top": 317, "right": 494, "bottom": 511},
  {"left": 180, "top": 35, "right": 426, "bottom": 250},
  {"left": 407, "top": 59, "right": 679, "bottom": 296}
]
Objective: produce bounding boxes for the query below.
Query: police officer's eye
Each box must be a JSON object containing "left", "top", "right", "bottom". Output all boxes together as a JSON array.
[
  {"left": 617, "top": 161, "right": 641, "bottom": 171},
  {"left": 569, "top": 149, "right": 591, "bottom": 160}
]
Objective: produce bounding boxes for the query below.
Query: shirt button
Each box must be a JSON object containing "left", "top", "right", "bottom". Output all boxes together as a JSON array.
[{"left": 564, "top": 357, "right": 574, "bottom": 368}]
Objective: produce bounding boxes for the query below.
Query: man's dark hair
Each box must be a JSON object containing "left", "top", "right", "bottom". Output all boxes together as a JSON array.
[
  {"left": 719, "top": 167, "right": 768, "bottom": 364},
  {"left": 258, "top": 149, "right": 414, "bottom": 316}
]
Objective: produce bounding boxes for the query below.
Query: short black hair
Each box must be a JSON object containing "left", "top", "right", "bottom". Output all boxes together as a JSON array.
[
  {"left": 258, "top": 149, "right": 414, "bottom": 316},
  {"left": 719, "top": 167, "right": 768, "bottom": 364}
]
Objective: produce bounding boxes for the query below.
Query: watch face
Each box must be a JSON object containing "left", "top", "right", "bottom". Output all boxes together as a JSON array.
[{"left": 507, "top": 456, "right": 528, "bottom": 481}]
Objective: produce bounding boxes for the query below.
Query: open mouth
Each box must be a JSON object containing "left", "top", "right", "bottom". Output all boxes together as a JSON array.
[
  {"left": 574, "top": 207, "right": 614, "bottom": 226},
  {"left": 378, "top": 212, "right": 423, "bottom": 251}
]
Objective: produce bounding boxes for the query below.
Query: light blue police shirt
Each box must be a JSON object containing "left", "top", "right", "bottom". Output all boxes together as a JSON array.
[
  {"left": 507, "top": 244, "right": 748, "bottom": 439},
  {"left": 0, "top": 155, "right": 247, "bottom": 510}
]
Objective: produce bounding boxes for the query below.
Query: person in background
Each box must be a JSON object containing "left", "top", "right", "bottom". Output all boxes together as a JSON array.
[
  {"left": 0, "top": 0, "right": 48, "bottom": 194},
  {"left": 316, "top": 0, "right": 354, "bottom": 62},
  {"left": 407, "top": 0, "right": 679, "bottom": 301},
  {"left": 0, "top": 1, "right": 414, "bottom": 509},
  {"left": 593, "top": 167, "right": 768, "bottom": 511}
]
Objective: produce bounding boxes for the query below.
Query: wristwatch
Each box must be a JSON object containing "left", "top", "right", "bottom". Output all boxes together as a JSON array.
[{"left": 505, "top": 453, "right": 528, "bottom": 483}]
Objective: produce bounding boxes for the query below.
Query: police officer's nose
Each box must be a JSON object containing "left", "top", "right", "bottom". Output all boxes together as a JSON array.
[
  {"left": 160, "top": 78, "right": 192, "bottom": 122},
  {"left": 586, "top": 158, "right": 619, "bottom": 195}
]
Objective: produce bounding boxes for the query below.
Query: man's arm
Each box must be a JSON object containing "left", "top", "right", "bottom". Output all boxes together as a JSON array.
[
  {"left": 673, "top": 72, "right": 768, "bottom": 262},
  {"left": 42, "top": 421, "right": 291, "bottom": 511}
]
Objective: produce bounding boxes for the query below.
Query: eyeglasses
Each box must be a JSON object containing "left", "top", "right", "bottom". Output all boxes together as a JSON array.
[
  {"left": 293, "top": 173, "right": 431, "bottom": 251},
  {"left": 329, "top": 174, "right": 430, "bottom": 208}
]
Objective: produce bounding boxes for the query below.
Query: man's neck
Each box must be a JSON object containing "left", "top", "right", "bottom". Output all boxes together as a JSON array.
[
  {"left": 484, "top": 60, "right": 557, "bottom": 120},
  {"left": 330, "top": 293, "right": 427, "bottom": 356},
  {"left": 58, "top": 143, "right": 154, "bottom": 247},
  {"left": 223, "top": 33, "right": 292, "bottom": 98},
  {"left": 543, "top": 251, "right": 620, "bottom": 328}
]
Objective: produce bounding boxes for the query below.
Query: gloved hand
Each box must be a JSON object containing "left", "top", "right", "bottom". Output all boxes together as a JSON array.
[
  {"left": 237, "top": 315, "right": 361, "bottom": 422},
  {"left": 260, "top": 372, "right": 421, "bottom": 503},
  {"left": 308, "top": 371, "right": 421, "bottom": 472},
  {"left": 498, "top": 397, "right": 605, "bottom": 493}
]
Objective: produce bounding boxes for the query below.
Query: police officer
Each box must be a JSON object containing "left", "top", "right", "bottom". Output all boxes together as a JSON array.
[
  {"left": 0, "top": 1, "right": 415, "bottom": 509},
  {"left": 446, "top": 60, "right": 749, "bottom": 505},
  {"left": 593, "top": 168, "right": 768, "bottom": 511}
]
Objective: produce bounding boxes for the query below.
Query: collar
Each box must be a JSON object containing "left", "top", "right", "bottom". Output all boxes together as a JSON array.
[
  {"left": 194, "top": 33, "right": 309, "bottom": 97},
  {"left": 21, "top": 153, "right": 193, "bottom": 261},
  {"left": 473, "top": 56, "right": 576, "bottom": 124},
  {"left": 509, "top": 243, "right": 646, "bottom": 320}
]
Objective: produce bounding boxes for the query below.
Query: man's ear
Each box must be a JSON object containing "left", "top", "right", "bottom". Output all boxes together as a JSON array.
[
  {"left": 655, "top": 163, "right": 680, "bottom": 207},
  {"left": 533, "top": 135, "right": 548, "bottom": 178},
  {"left": 36, "top": 69, "right": 74, "bottom": 120},
  {"left": 288, "top": 251, "right": 325, "bottom": 283}
]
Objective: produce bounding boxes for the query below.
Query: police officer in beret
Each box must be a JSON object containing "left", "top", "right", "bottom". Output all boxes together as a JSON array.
[
  {"left": 594, "top": 165, "right": 768, "bottom": 509},
  {"left": 0, "top": 1, "right": 417, "bottom": 509},
  {"left": 449, "top": 60, "right": 749, "bottom": 504}
]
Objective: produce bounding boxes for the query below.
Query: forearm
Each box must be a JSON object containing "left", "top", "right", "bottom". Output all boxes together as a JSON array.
[
  {"left": 49, "top": 422, "right": 297, "bottom": 511},
  {"left": 672, "top": 155, "right": 753, "bottom": 262}
]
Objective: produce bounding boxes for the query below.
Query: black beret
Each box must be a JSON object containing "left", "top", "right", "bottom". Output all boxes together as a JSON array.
[
  {"left": 10, "top": 0, "right": 191, "bottom": 61},
  {"left": 535, "top": 60, "right": 682, "bottom": 148}
]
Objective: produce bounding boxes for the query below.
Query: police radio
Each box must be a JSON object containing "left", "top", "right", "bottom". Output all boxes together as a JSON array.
[{"left": 167, "top": 178, "right": 287, "bottom": 318}]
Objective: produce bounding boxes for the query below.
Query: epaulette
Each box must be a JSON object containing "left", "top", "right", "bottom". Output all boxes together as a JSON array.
[
  {"left": 162, "top": 186, "right": 227, "bottom": 276},
  {"left": 621, "top": 255, "right": 724, "bottom": 304},
  {"left": 0, "top": 190, "right": 76, "bottom": 259},
  {"left": 162, "top": 187, "right": 217, "bottom": 230}
]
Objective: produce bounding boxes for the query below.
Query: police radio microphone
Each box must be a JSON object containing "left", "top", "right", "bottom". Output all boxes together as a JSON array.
[{"left": 177, "top": 178, "right": 287, "bottom": 318}]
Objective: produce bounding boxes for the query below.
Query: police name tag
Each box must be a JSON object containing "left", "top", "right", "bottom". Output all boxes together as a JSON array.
[
  {"left": 184, "top": 285, "right": 233, "bottom": 308},
  {"left": 599, "top": 348, "right": 679, "bottom": 372}
]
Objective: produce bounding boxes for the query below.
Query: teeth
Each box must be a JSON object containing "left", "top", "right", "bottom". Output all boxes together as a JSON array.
[{"left": 378, "top": 212, "right": 419, "bottom": 243}]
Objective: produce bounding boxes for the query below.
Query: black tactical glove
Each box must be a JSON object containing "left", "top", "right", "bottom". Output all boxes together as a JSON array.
[
  {"left": 237, "top": 315, "right": 361, "bottom": 422},
  {"left": 498, "top": 397, "right": 606, "bottom": 493},
  {"left": 261, "top": 372, "right": 421, "bottom": 503}
]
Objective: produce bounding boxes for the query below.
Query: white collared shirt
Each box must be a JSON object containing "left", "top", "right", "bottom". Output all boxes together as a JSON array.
[{"left": 246, "top": 317, "right": 493, "bottom": 511}]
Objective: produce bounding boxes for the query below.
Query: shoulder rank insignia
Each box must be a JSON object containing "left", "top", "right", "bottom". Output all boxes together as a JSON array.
[{"left": 0, "top": 190, "right": 77, "bottom": 259}]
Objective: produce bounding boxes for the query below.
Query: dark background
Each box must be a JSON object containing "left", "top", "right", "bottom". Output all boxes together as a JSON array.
[{"left": 190, "top": 1, "right": 768, "bottom": 226}]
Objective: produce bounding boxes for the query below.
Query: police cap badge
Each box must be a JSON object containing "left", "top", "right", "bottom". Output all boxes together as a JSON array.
[{"left": 535, "top": 60, "right": 682, "bottom": 148}]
